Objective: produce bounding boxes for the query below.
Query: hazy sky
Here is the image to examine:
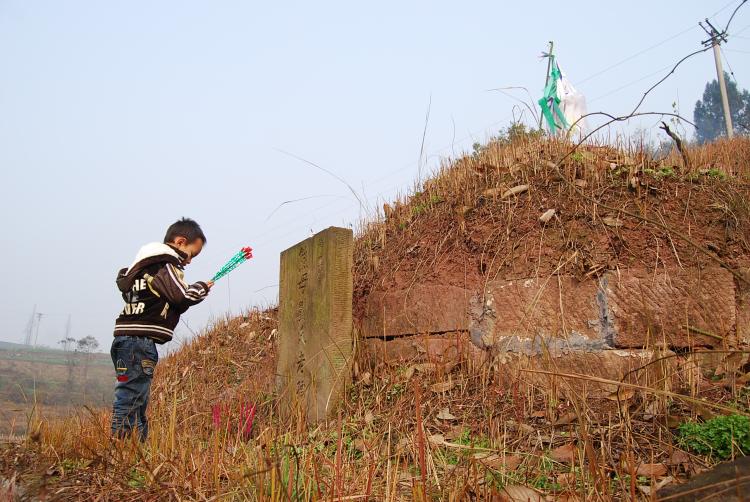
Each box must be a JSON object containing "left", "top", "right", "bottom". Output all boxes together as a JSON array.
[{"left": 1, "top": 1, "right": 749, "bottom": 350}]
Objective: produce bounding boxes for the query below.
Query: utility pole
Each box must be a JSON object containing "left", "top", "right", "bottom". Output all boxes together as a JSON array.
[
  {"left": 700, "top": 19, "right": 733, "bottom": 139},
  {"left": 539, "top": 41, "right": 554, "bottom": 130}
]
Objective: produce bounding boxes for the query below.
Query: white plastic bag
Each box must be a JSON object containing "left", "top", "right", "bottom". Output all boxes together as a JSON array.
[{"left": 556, "top": 68, "right": 588, "bottom": 136}]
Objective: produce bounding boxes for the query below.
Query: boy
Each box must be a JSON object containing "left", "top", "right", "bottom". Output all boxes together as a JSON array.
[{"left": 111, "top": 218, "right": 213, "bottom": 441}]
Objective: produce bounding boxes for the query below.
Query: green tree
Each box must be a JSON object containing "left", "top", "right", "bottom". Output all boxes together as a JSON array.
[{"left": 693, "top": 72, "right": 750, "bottom": 143}]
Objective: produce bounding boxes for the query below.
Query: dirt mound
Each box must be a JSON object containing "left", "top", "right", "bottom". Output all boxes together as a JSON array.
[
  {"left": 352, "top": 136, "right": 750, "bottom": 323},
  {"left": 148, "top": 309, "right": 279, "bottom": 437},
  {"left": 6, "top": 136, "right": 750, "bottom": 501}
]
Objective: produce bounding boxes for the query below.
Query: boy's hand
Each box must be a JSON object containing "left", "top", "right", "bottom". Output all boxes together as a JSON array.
[{"left": 206, "top": 280, "right": 214, "bottom": 290}]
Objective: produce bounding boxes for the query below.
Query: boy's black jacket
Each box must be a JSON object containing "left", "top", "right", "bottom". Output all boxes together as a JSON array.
[{"left": 113, "top": 243, "right": 209, "bottom": 344}]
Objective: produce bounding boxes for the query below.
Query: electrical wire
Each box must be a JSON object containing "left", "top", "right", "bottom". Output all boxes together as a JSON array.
[
  {"left": 221, "top": 0, "right": 750, "bottom": 289},
  {"left": 575, "top": 0, "right": 739, "bottom": 87},
  {"left": 724, "top": 0, "right": 748, "bottom": 33},
  {"left": 719, "top": 45, "right": 740, "bottom": 82}
]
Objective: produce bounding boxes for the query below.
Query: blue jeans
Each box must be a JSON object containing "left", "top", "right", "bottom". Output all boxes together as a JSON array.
[{"left": 110, "top": 335, "right": 158, "bottom": 441}]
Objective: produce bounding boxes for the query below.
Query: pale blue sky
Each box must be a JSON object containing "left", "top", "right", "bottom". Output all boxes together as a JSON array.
[{"left": 1, "top": 1, "right": 748, "bottom": 349}]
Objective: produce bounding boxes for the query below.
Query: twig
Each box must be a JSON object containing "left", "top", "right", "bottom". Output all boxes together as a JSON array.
[
  {"left": 659, "top": 121, "right": 690, "bottom": 169},
  {"left": 682, "top": 324, "right": 724, "bottom": 340}
]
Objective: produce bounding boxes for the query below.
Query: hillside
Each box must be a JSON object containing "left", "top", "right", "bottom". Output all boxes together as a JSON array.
[{"left": 3, "top": 134, "right": 750, "bottom": 500}]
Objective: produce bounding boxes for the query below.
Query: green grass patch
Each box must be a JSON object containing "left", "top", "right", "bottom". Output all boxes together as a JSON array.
[{"left": 678, "top": 414, "right": 750, "bottom": 460}]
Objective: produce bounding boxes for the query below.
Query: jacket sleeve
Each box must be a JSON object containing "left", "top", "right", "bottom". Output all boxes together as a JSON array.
[{"left": 150, "top": 263, "right": 209, "bottom": 311}]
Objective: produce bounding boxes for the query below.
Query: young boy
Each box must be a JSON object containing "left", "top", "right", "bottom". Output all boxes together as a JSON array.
[{"left": 111, "top": 218, "right": 213, "bottom": 441}]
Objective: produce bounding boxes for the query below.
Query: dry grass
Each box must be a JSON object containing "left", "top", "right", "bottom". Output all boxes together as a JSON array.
[
  {"left": 7, "top": 311, "right": 749, "bottom": 501},
  {"left": 4, "top": 134, "right": 750, "bottom": 501}
]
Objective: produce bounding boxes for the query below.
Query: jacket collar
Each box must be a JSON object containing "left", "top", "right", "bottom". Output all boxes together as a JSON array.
[
  {"left": 117, "top": 243, "right": 184, "bottom": 293},
  {"left": 126, "top": 242, "right": 182, "bottom": 273}
]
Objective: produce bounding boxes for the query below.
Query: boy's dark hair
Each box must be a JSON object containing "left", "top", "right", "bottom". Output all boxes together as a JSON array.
[{"left": 164, "top": 218, "right": 207, "bottom": 244}]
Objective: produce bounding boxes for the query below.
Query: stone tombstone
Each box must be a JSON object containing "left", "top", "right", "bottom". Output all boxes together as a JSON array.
[{"left": 276, "top": 226, "right": 354, "bottom": 423}]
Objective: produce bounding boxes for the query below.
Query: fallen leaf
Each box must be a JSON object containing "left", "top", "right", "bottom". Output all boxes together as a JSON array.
[
  {"left": 430, "top": 381, "right": 455, "bottom": 393},
  {"left": 436, "top": 408, "right": 458, "bottom": 421},
  {"left": 667, "top": 450, "right": 690, "bottom": 466},
  {"left": 496, "top": 485, "right": 543, "bottom": 502},
  {"left": 605, "top": 388, "right": 635, "bottom": 401},
  {"left": 539, "top": 208, "right": 556, "bottom": 224},
  {"left": 239, "top": 322, "right": 250, "bottom": 328},
  {"left": 574, "top": 179, "right": 587, "bottom": 188},
  {"left": 531, "top": 410, "right": 546, "bottom": 418},
  {"left": 553, "top": 411, "right": 578, "bottom": 426},
  {"left": 550, "top": 443, "right": 577, "bottom": 464},
  {"left": 473, "top": 453, "right": 521, "bottom": 471},
  {"left": 601, "top": 216, "right": 623, "bottom": 228},
  {"left": 505, "top": 420, "right": 535, "bottom": 435},
  {"left": 353, "top": 438, "right": 367, "bottom": 452},
  {"left": 502, "top": 185, "right": 529, "bottom": 199},
  {"left": 636, "top": 463, "right": 667, "bottom": 478}
]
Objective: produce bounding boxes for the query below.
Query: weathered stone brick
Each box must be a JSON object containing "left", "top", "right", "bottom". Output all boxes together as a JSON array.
[
  {"left": 360, "top": 332, "right": 485, "bottom": 367},
  {"left": 606, "top": 267, "right": 735, "bottom": 348},
  {"left": 359, "top": 284, "right": 472, "bottom": 338},
  {"left": 479, "top": 275, "right": 602, "bottom": 346}
]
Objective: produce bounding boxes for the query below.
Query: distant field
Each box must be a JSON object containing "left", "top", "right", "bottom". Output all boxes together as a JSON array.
[{"left": 0, "top": 345, "right": 112, "bottom": 434}]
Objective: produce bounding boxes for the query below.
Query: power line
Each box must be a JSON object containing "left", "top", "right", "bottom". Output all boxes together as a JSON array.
[
  {"left": 723, "top": 0, "right": 749, "bottom": 32},
  {"left": 588, "top": 64, "right": 674, "bottom": 103},
  {"left": 575, "top": 26, "right": 698, "bottom": 86},
  {"left": 221, "top": 1, "right": 750, "bottom": 285},
  {"left": 719, "top": 45, "right": 740, "bottom": 82},
  {"left": 574, "top": 0, "right": 741, "bottom": 87}
]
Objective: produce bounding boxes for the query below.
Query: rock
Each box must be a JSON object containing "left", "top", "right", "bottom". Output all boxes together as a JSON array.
[
  {"left": 436, "top": 408, "right": 458, "bottom": 421},
  {"left": 502, "top": 185, "right": 529, "bottom": 199},
  {"left": 657, "top": 455, "right": 750, "bottom": 501},
  {"left": 601, "top": 216, "right": 623, "bottom": 227},
  {"left": 539, "top": 208, "right": 556, "bottom": 224}
]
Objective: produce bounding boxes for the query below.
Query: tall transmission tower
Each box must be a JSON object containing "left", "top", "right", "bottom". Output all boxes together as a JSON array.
[
  {"left": 33, "top": 312, "right": 44, "bottom": 347},
  {"left": 64, "top": 314, "right": 72, "bottom": 339},
  {"left": 23, "top": 305, "right": 37, "bottom": 346}
]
